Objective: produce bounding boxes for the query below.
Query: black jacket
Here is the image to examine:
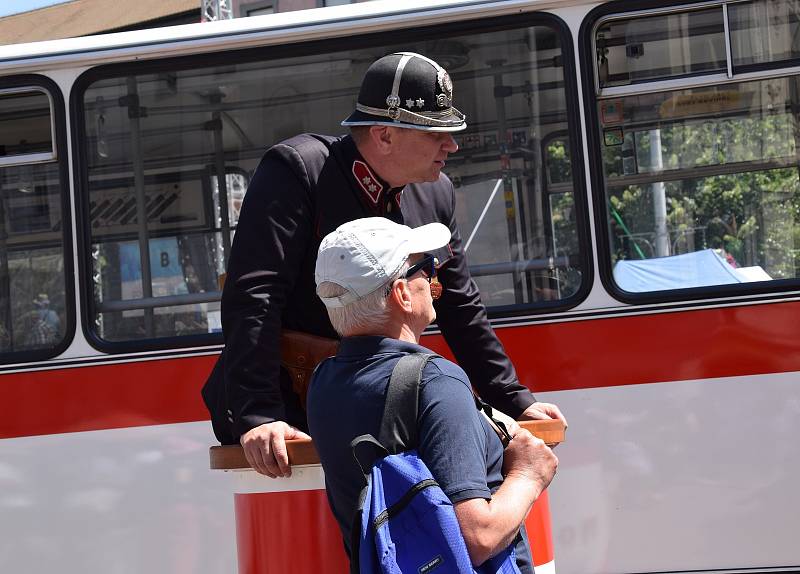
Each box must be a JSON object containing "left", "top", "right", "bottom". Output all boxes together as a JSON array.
[{"left": 202, "top": 134, "right": 535, "bottom": 444}]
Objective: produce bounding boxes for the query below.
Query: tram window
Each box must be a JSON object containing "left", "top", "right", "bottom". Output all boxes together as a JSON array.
[
  {"left": 1, "top": 84, "right": 68, "bottom": 360},
  {"left": 598, "top": 77, "right": 800, "bottom": 293},
  {"left": 729, "top": 0, "right": 800, "bottom": 68},
  {"left": 450, "top": 25, "right": 583, "bottom": 308},
  {"left": 0, "top": 90, "right": 55, "bottom": 165},
  {"left": 596, "top": 8, "right": 726, "bottom": 89},
  {"left": 79, "top": 19, "right": 583, "bottom": 345},
  {"left": 0, "top": 162, "right": 68, "bottom": 357}
]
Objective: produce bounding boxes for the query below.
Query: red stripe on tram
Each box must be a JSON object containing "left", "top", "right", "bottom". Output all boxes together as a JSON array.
[{"left": 1, "top": 301, "right": 799, "bottom": 438}]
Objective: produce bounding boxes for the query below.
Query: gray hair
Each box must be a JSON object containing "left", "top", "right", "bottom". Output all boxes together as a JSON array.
[{"left": 318, "top": 261, "right": 409, "bottom": 337}]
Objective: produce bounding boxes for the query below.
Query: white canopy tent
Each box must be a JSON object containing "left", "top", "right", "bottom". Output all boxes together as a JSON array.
[{"left": 613, "top": 248, "right": 772, "bottom": 292}]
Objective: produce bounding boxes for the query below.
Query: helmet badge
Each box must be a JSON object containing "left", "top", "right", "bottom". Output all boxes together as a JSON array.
[
  {"left": 386, "top": 94, "right": 401, "bottom": 119},
  {"left": 436, "top": 68, "right": 453, "bottom": 109}
]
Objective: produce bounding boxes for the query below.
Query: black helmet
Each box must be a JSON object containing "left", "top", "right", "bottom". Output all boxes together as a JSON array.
[{"left": 342, "top": 52, "right": 466, "bottom": 132}]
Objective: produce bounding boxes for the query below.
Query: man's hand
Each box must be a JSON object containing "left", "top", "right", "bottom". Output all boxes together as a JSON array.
[
  {"left": 240, "top": 421, "right": 311, "bottom": 478},
  {"left": 502, "top": 426, "right": 558, "bottom": 494},
  {"left": 455, "top": 425, "right": 558, "bottom": 567},
  {"left": 518, "top": 401, "right": 568, "bottom": 429}
]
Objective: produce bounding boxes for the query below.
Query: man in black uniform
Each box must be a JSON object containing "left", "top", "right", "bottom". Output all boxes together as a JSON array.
[{"left": 202, "top": 52, "right": 566, "bottom": 477}]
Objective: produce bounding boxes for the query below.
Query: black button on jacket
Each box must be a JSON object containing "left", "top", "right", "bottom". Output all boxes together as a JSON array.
[{"left": 202, "top": 134, "right": 535, "bottom": 443}]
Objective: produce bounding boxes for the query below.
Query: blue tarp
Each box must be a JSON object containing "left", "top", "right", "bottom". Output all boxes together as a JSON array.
[{"left": 613, "top": 249, "right": 752, "bottom": 292}]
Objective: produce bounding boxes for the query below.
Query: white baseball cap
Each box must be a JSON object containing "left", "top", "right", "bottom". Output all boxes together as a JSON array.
[{"left": 315, "top": 217, "right": 451, "bottom": 309}]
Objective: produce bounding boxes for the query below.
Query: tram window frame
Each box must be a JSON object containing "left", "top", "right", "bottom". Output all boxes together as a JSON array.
[
  {"left": 582, "top": 1, "right": 800, "bottom": 305},
  {"left": 593, "top": 4, "right": 727, "bottom": 90},
  {"left": 729, "top": 0, "right": 800, "bottom": 74},
  {"left": 0, "top": 75, "right": 75, "bottom": 365},
  {"left": 71, "top": 11, "right": 592, "bottom": 353}
]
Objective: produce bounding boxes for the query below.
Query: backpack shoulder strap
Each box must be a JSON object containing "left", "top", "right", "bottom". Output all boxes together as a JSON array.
[
  {"left": 349, "top": 352, "right": 441, "bottom": 574},
  {"left": 377, "top": 353, "right": 438, "bottom": 454}
]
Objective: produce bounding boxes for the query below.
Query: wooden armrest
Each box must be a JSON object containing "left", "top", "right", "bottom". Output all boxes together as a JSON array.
[
  {"left": 519, "top": 419, "right": 565, "bottom": 447},
  {"left": 209, "top": 419, "right": 565, "bottom": 470}
]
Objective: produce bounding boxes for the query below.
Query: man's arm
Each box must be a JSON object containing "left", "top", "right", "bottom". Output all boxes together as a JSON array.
[
  {"left": 417, "top": 365, "right": 557, "bottom": 567},
  {"left": 454, "top": 427, "right": 557, "bottom": 566},
  {"left": 222, "top": 151, "right": 314, "bottom": 475}
]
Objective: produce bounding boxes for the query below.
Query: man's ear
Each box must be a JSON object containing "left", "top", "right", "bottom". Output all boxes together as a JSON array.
[
  {"left": 369, "top": 125, "right": 394, "bottom": 156},
  {"left": 388, "top": 279, "right": 413, "bottom": 313}
]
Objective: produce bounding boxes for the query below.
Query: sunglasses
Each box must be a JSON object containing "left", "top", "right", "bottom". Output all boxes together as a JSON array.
[
  {"left": 400, "top": 254, "right": 442, "bottom": 300},
  {"left": 404, "top": 254, "right": 437, "bottom": 283}
]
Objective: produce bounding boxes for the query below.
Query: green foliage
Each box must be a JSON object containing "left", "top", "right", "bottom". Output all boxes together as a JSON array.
[
  {"left": 546, "top": 139, "right": 572, "bottom": 184},
  {"left": 549, "top": 191, "right": 581, "bottom": 297},
  {"left": 604, "top": 105, "right": 800, "bottom": 280}
]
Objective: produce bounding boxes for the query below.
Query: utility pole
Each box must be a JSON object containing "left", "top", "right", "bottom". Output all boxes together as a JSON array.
[
  {"left": 201, "top": 0, "right": 234, "bottom": 21},
  {"left": 649, "top": 129, "right": 670, "bottom": 257}
]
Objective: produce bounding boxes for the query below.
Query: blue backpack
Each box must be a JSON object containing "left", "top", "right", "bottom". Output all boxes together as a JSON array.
[{"left": 349, "top": 353, "right": 522, "bottom": 574}]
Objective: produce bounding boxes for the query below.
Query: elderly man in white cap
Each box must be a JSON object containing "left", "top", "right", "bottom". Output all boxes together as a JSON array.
[{"left": 307, "top": 217, "right": 557, "bottom": 573}]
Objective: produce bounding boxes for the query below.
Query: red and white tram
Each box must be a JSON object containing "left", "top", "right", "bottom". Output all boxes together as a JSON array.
[{"left": 1, "top": 1, "right": 799, "bottom": 573}]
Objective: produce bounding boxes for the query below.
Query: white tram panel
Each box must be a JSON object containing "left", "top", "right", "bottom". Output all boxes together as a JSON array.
[
  {"left": 546, "top": 370, "right": 800, "bottom": 574},
  {"left": 0, "top": 421, "right": 236, "bottom": 574}
]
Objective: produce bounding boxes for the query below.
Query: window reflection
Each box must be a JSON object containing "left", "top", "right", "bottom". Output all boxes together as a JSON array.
[
  {"left": 0, "top": 90, "right": 53, "bottom": 160},
  {"left": 730, "top": 0, "right": 800, "bottom": 68},
  {"left": 0, "top": 162, "right": 67, "bottom": 356},
  {"left": 596, "top": 8, "right": 726, "bottom": 88}
]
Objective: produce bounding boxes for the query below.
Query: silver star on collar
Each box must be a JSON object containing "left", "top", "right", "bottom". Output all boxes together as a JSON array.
[
  {"left": 416, "top": 98, "right": 425, "bottom": 108},
  {"left": 405, "top": 98, "right": 415, "bottom": 109}
]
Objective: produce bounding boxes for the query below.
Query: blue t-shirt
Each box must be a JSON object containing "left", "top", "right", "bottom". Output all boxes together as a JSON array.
[{"left": 307, "top": 336, "right": 532, "bottom": 573}]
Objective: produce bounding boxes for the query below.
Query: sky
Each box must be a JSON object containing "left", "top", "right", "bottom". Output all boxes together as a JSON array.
[{"left": 0, "top": 0, "right": 70, "bottom": 18}]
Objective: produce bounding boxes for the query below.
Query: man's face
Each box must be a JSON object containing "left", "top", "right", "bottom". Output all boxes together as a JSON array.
[{"left": 389, "top": 128, "right": 459, "bottom": 184}]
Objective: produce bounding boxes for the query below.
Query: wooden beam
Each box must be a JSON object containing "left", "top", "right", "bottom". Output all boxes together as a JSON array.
[{"left": 210, "top": 419, "right": 566, "bottom": 470}]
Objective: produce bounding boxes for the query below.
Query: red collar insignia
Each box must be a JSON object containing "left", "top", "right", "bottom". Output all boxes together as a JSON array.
[{"left": 352, "top": 160, "right": 383, "bottom": 205}]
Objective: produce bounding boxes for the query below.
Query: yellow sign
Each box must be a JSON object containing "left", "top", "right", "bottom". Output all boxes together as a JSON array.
[{"left": 659, "top": 91, "right": 742, "bottom": 119}]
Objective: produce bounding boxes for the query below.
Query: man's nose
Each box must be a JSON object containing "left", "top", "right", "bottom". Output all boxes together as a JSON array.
[{"left": 442, "top": 134, "right": 458, "bottom": 153}]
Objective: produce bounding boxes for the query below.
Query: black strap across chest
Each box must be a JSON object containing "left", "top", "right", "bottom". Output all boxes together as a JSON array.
[{"left": 350, "top": 353, "right": 437, "bottom": 475}]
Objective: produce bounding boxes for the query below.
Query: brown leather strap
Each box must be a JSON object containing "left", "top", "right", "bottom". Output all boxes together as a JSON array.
[
  {"left": 220, "top": 269, "right": 337, "bottom": 408},
  {"left": 280, "top": 329, "right": 339, "bottom": 409},
  {"left": 217, "top": 273, "right": 337, "bottom": 409}
]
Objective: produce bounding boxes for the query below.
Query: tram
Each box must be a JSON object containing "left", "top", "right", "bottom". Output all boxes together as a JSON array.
[{"left": 1, "top": 0, "right": 798, "bottom": 572}]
